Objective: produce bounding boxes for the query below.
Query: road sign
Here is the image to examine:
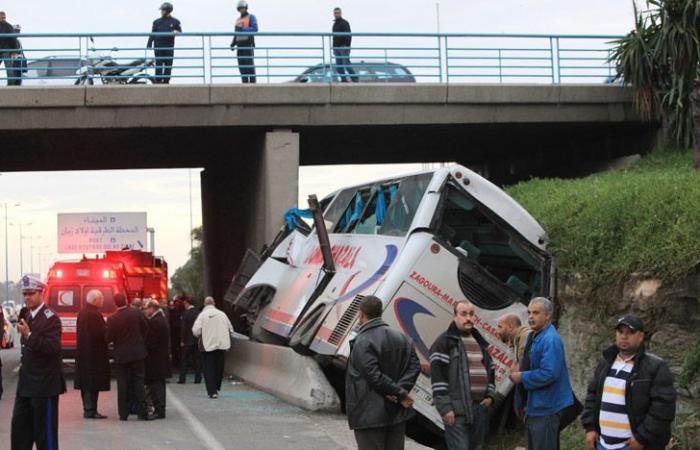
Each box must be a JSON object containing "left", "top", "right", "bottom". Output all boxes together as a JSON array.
[{"left": 57, "top": 212, "right": 147, "bottom": 254}]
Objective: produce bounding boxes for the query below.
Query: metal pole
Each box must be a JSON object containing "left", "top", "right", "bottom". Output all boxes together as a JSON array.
[
  {"left": 4, "top": 203, "right": 9, "bottom": 303},
  {"left": 188, "top": 169, "right": 193, "bottom": 252},
  {"left": 147, "top": 227, "right": 155, "bottom": 254}
]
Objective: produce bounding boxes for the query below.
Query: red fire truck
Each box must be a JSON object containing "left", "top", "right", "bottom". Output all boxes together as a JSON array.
[{"left": 44, "top": 250, "right": 168, "bottom": 358}]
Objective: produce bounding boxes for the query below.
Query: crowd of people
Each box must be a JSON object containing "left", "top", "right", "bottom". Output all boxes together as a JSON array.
[
  {"left": 7, "top": 274, "right": 235, "bottom": 449},
  {"left": 0, "top": 271, "right": 678, "bottom": 450},
  {"left": 0, "top": 2, "right": 360, "bottom": 86},
  {"left": 346, "top": 295, "right": 677, "bottom": 450}
]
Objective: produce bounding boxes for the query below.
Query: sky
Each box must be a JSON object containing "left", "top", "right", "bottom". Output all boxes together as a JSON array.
[{"left": 0, "top": 1, "right": 638, "bottom": 294}]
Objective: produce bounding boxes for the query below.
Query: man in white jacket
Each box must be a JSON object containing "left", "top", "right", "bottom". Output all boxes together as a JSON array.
[{"left": 192, "top": 297, "right": 234, "bottom": 398}]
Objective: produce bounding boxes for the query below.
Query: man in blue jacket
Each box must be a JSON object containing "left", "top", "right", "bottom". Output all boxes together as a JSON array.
[
  {"left": 510, "top": 297, "right": 573, "bottom": 450},
  {"left": 231, "top": 1, "right": 258, "bottom": 83},
  {"left": 147, "top": 2, "right": 182, "bottom": 84}
]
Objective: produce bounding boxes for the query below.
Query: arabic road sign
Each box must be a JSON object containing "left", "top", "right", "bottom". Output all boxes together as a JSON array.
[{"left": 57, "top": 212, "right": 147, "bottom": 254}]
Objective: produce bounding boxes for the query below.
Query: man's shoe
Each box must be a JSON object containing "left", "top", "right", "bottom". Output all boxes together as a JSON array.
[
  {"left": 177, "top": 380, "right": 186, "bottom": 384},
  {"left": 119, "top": 417, "right": 128, "bottom": 421},
  {"left": 138, "top": 414, "right": 156, "bottom": 421},
  {"left": 84, "top": 412, "right": 108, "bottom": 419},
  {"left": 194, "top": 379, "right": 201, "bottom": 384},
  {"left": 209, "top": 393, "right": 218, "bottom": 399}
]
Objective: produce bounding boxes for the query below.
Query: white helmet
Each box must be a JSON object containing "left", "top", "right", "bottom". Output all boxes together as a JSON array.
[{"left": 237, "top": 1, "right": 248, "bottom": 9}]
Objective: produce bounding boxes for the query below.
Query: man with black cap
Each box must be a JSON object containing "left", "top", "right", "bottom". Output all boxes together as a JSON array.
[
  {"left": 11, "top": 274, "right": 66, "bottom": 450},
  {"left": 581, "top": 314, "right": 676, "bottom": 450},
  {"left": 146, "top": 2, "right": 182, "bottom": 84}
]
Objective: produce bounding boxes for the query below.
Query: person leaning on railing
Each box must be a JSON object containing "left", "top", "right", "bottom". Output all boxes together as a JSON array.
[{"left": 332, "top": 7, "right": 358, "bottom": 83}]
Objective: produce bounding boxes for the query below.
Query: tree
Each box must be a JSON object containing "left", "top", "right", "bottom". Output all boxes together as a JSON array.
[
  {"left": 170, "top": 227, "right": 204, "bottom": 300},
  {"left": 611, "top": 0, "right": 700, "bottom": 169}
]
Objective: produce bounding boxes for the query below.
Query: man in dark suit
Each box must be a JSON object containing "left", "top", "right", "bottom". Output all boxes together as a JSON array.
[
  {"left": 74, "top": 289, "right": 110, "bottom": 419},
  {"left": 144, "top": 299, "right": 170, "bottom": 419},
  {"left": 178, "top": 297, "right": 201, "bottom": 384},
  {"left": 106, "top": 293, "right": 153, "bottom": 421},
  {"left": 11, "top": 274, "right": 66, "bottom": 450}
]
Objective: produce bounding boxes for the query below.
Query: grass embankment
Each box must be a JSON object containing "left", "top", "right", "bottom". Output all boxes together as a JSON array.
[{"left": 507, "top": 150, "right": 700, "bottom": 283}]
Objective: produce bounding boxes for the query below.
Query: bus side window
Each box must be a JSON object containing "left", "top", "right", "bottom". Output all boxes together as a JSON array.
[{"left": 378, "top": 174, "right": 431, "bottom": 237}]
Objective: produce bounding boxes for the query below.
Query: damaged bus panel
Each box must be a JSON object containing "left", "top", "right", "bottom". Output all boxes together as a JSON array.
[{"left": 231, "top": 164, "right": 553, "bottom": 431}]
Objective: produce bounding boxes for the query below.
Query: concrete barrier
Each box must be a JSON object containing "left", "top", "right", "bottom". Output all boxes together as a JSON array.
[{"left": 224, "top": 337, "right": 341, "bottom": 413}]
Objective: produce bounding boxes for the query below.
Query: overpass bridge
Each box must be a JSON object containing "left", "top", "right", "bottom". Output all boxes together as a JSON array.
[{"left": 0, "top": 32, "right": 659, "bottom": 300}]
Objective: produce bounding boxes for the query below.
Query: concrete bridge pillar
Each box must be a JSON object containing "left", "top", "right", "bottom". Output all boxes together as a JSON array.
[{"left": 201, "top": 129, "right": 300, "bottom": 302}]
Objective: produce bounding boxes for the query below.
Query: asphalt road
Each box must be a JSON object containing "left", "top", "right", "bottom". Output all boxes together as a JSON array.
[{"left": 0, "top": 346, "right": 430, "bottom": 449}]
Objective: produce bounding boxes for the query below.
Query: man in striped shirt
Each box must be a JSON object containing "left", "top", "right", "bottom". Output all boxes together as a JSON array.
[
  {"left": 581, "top": 315, "right": 676, "bottom": 450},
  {"left": 429, "top": 300, "right": 496, "bottom": 450}
]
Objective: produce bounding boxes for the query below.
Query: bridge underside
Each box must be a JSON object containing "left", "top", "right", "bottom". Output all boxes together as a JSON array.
[{"left": 0, "top": 85, "right": 659, "bottom": 301}]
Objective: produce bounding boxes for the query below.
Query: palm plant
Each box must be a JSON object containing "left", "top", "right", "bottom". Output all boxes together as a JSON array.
[{"left": 610, "top": 0, "right": 700, "bottom": 169}]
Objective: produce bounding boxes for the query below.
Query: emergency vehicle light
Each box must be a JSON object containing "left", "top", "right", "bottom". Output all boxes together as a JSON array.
[
  {"left": 103, "top": 270, "right": 116, "bottom": 279},
  {"left": 56, "top": 270, "right": 63, "bottom": 278}
]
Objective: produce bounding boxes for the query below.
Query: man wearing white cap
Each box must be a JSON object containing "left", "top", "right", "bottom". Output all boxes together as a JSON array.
[{"left": 11, "top": 274, "right": 66, "bottom": 450}]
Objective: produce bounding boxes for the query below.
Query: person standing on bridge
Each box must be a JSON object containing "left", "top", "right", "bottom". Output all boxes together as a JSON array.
[
  {"left": 144, "top": 299, "right": 170, "bottom": 419},
  {"left": 107, "top": 293, "right": 153, "bottom": 421},
  {"left": 192, "top": 297, "right": 234, "bottom": 399},
  {"left": 11, "top": 275, "right": 66, "bottom": 450},
  {"left": 345, "top": 295, "right": 421, "bottom": 450},
  {"left": 332, "top": 7, "right": 358, "bottom": 83},
  {"left": 0, "top": 11, "right": 20, "bottom": 86},
  {"left": 230, "top": 0, "right": 258, "bottom": 83},
  {"left": 74, "top": 289, "right": 110, "bottom": 419},
  {"left": 146, "top": 2, "right": 182, "bottom": 84},
  {"left": 429, "top": 300, "right": 496, "bottom": 450}
]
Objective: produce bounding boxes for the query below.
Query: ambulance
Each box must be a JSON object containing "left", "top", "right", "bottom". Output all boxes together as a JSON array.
[
  {"left": 45, "top": 250, "right": 168, "bottom": 358},
  {"left": 232, "top": 164, "right": 553, "bottom": 431}
]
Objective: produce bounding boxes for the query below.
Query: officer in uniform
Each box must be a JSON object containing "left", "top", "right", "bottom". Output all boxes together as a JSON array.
[
  {"left": 11, "top": 275, "right": 66, "bottom": 450},
  {"left": 146, "top": 2, "right": 182, "bottom": 84}
]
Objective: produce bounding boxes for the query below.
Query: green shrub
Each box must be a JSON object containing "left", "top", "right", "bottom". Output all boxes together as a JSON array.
[{"left": 507, "top": 149, "right": 700, "bottom": 284}]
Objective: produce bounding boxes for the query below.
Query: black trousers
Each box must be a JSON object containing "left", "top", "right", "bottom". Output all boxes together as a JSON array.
[
  {"left": 80, "top": 390, "right": 100, "bottom": 415},
  {"left": 179, "top": 343, "right": 202, "bottom": 383},
  {"left": 201, "top": 350, "right": 225, "bottom": 396},
  {"left": 237, "top": 48, "right": 256, "bottom": 83},
  {"left": 115, "top": 360, "right": 146, "bottom": 419},
  {"left": 11, "top": 395, "right": 59, "bottom": 450},
  {"left": 154, "top": 49, "right": 174, "bottom": 84},
  {"left": 354, "top": 422, "right": 406, "bottom": 450},
  {"left": 145, "top": 379, "right": 166, "bottom": 416}
]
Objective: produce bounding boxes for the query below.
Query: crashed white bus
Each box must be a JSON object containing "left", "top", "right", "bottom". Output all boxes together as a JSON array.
[{"left": 231, "top": 164, "right": 553, "bottom": 432}]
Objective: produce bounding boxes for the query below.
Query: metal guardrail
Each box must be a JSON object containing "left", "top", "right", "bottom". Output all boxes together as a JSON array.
[{"left": 0, "top": 32, "right": 622, "bottom": 85}]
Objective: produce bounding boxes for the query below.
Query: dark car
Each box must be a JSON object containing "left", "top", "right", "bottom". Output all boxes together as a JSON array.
[{"left": 293, "top": 61, "right": 416, "bottom": 83}]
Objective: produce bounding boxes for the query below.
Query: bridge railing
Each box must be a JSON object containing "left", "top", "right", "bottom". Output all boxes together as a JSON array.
[{"left": 0, "top": 32, "right": 622, "bottom": 86}]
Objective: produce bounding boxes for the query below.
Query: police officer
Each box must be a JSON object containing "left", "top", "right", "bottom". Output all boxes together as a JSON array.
[
  {"left": 11, "top": 275, "right": 66, "bottom": 450},
  {"left": 146, "top": 2, "right": 182, "bottom": 84}
]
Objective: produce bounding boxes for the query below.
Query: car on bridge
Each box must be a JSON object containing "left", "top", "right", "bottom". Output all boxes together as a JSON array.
[
  {"left": 292, "top": 61, "right": 416, "bottom": 83},
  {"left": 23, "top": 56, "right": 89, "bottom": 86}
]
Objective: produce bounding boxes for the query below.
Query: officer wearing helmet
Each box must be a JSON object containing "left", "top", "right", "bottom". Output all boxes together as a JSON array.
[
  {"left": 146, "top": 2, "right": 182, "bottom": 84},
  {"left": 231, "top": 0, "right": 258, "bottom": 83},
  {"left": 11, "top": 275, "right": 66, "bottom": 450}
]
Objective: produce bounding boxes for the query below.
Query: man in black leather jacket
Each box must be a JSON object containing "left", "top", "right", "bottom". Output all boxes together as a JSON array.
[
  {"left": 345, "top": 295, "right": 421, "bottom": 450},
  {"left": 581, "top": 315, "right": 676, "bottom": 450}
]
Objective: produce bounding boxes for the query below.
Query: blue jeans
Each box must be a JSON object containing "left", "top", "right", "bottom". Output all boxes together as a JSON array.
[
  {"left": 444, "top": 403, "right": 488, "bottom": 450},
  {"left": 526, "top": 414, "right": 560, "bottom": 450},
  {"left": 333, "top": 47, "right": 357, "bottom": 82},
  {"left": 597, "top": 442, "right": 629, "bottom": 450}
]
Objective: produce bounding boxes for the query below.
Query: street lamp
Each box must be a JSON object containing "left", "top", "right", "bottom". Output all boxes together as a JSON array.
[
  {"left": 3, "top": 202, "right": 20, "bottom": 303},
  {"left": 27, "top": 234, "right": 42, "bottom": 274},
  {"left": 10, "top": 221, "right": 31, "bottom": 277}
]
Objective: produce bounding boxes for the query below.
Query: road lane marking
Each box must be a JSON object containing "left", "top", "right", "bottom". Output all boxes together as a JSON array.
[{"left": 166, "top": 386, "right": 225, "bottom": 450}]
